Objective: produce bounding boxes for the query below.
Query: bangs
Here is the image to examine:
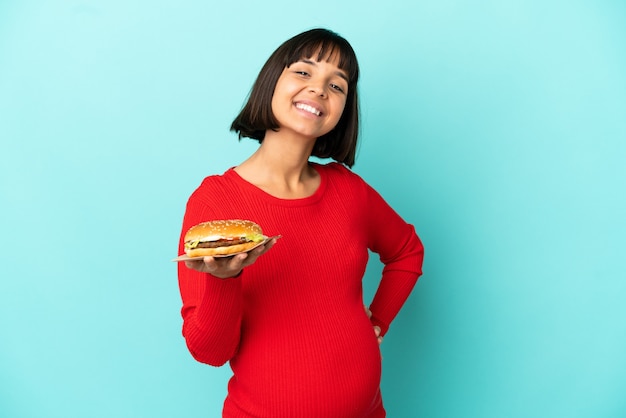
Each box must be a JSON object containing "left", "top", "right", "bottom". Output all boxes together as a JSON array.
[{"left": 284, "top": 37, "right": 359, "bottom": 85}]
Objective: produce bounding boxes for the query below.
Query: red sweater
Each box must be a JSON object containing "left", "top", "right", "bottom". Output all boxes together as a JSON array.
[{"left": 177, "top": 162, "right": 424, "bottom": 417}]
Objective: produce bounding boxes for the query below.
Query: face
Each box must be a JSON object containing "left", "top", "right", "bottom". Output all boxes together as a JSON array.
[{"left": 270, "top": 54, "right": 349, "bottom": 141}]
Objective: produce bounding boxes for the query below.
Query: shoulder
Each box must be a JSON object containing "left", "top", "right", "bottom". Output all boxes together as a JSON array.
[
  {"left": 314, "top": 162, "right": 379, "bottom": 206},
  {"left": 198, "top": 170, "right": 232, "bottom": 190},
  {"left": 315, "top": 162, "right": 367, "bottom": 185},
  {"left": 182, "top": 169, "right": 244, "bottom": 224},
  {"left": 187, "top": 169, "right": 236, "bottom": 203}
]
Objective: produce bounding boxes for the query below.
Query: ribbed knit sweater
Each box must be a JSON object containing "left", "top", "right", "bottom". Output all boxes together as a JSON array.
[{"left": 177, "top": 162, "right": 424, "bottom": 417}]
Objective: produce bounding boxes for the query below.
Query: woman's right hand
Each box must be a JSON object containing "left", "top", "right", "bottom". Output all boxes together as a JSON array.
[{"left": 184, "top": 237, "right": 278, "bottom": 278}]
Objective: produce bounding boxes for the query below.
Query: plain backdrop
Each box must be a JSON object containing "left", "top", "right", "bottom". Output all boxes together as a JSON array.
[{"left": 1, "top": 1, "right": 625, "bottom": 417}]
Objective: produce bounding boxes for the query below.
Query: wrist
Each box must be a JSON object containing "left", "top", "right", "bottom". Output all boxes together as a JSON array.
[{"left": 212, "top": 269, "right": 243, "bottom": 279}]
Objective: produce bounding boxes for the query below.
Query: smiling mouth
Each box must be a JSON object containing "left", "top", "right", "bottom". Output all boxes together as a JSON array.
[{"left": 295, "top": 103, "right": 322, "bottom": 116}]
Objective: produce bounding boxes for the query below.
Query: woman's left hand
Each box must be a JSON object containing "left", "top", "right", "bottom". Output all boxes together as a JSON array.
[{"left": 364, "top": 305, "right": 383, "bottom": 345}]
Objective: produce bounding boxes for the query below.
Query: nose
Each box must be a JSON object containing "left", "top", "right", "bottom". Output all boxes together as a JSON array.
[{"left": 309, "top": 83, "right": 327, "bottom": 98}]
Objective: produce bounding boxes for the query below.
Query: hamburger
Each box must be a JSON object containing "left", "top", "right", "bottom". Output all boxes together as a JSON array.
[{"left": 183, "top": 219, "right": 266, "bottom": 257}]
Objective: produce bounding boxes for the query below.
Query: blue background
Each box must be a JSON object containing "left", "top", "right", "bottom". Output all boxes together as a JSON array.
[{"left": 1, "top": 1, "right": 625, "bottom": 417}]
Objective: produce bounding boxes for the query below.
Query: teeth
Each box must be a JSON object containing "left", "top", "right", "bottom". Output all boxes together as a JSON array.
[{"left": 295, "top": 103, "right": 321, "bottom": 116}]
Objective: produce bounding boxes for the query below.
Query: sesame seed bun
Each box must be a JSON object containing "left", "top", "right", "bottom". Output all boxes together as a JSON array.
[{"left": 183, "top": 219, "right": 265, "bottom": 257}]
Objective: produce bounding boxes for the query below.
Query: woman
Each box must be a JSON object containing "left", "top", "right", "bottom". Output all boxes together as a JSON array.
[{"left": 177, "top": 28, "right": 424, "bottom": 417}]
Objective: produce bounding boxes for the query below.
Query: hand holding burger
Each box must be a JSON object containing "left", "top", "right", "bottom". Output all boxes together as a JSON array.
[{"left": 182, "top": 219, "right": 278, "bottom": 278}]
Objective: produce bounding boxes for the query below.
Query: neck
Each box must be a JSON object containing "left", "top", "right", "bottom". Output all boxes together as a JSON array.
[
  {"left": 234, "top": 130, "right": 321, "bottom": 198},
  {"left": 245, "top": 129, "right": 316, "bottom": 175}
]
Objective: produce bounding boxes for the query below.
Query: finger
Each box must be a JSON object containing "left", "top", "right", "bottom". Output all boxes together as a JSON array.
[
  {"left": 209, "top": 256, "right": 239, "bottom": 274},
  {"left": 264, "top": 237, "right": 279, "bottom": 251},
  {"left": 254, "top": 237, "right": 279, "bottom": 257},
  {"left": 188, "top": 257, "right": 218, "bottom": 271},
  {"left": 184, "top": 259, "right": 205, "bottom": 271},
  {"left": 251, "top": 240, "right": 272, "bottom": 257},
  {"left": 364, "top": 305, "right": 372, "bottom": 318},
  {"left": 202, "top": 256, "right": 219, "bottom": 270},
  {"left": 249, "top": 244, "right": 267, "bottom": 257},
  {"left": 229, "top": 252, "right": 249, "bottom": 270},
  {"left": 242, "top": 240, "right": 273, "bottom": 266},
  {"left": 372, "top": 326, "right": 384, "bottom": 345}
]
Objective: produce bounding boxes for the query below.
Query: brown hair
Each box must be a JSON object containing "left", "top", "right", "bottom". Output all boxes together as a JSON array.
[{"left": 230, "top": 28, "right": 361, "bottom": 167}]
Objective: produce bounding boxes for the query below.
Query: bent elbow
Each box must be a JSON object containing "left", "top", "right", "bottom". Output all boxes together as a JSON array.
[
  {"left": 183, "top": 330, "right": 237, "bottom": 367},
  {"left": 187, "top": 346, "right": 230, "bottom": 367}
]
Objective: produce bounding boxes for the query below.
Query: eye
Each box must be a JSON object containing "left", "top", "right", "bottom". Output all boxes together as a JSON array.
[
  {"left": 330, "top": 83, "right": 346, "bottom": 93},
  {"left": 294, "top": 70, "right": 310, "bottom": 77}
]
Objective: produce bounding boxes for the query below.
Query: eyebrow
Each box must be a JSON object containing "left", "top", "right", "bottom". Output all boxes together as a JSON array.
[{"left": 300, "top": 59, "right": 349, "bottom": 83}]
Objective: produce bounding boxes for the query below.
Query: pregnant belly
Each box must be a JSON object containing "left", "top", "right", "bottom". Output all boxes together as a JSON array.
[{"left": 226, "top": 313, "right": 382, "bottom": 417}]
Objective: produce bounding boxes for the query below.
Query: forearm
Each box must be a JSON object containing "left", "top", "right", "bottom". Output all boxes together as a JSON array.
[
  {"left": 179, "top": 269, "right": 243, "bottom": 366},
  {"left": 369, "top": 269, "right": 420, "bottom": 336},
  {"left": 369, "top": 225, "right": 424, "bottom": 336}
]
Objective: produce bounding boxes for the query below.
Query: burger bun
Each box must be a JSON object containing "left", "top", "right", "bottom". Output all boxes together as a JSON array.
[{"left": 183, "top": 219, "right": 266, "bottom": 258}]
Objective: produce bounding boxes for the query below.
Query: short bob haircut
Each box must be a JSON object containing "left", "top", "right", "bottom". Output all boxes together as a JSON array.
[{"left": 230, "top": 28, "right": 360, "bottom": 167}]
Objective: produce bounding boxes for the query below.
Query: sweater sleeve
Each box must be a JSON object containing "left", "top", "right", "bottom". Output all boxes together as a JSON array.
[
  {"left": 364, "top": 182, "right": 424, "bottom": 336},
  {"left": 177, "top": 183, "right": 243, "bottom": 366}
]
